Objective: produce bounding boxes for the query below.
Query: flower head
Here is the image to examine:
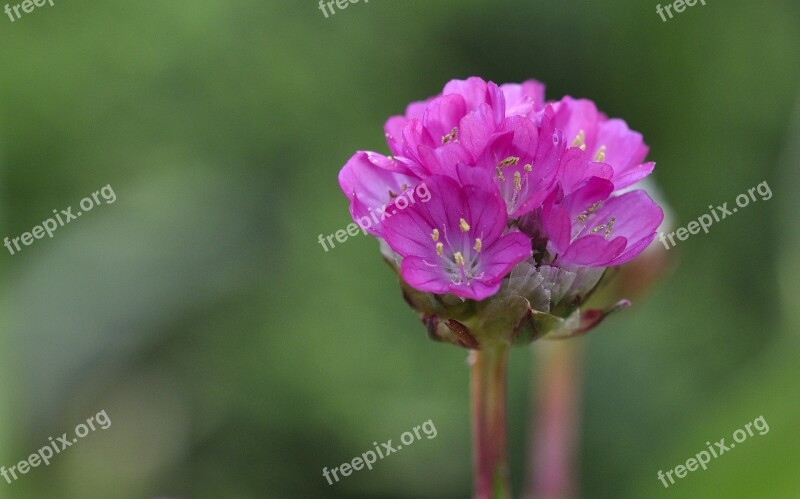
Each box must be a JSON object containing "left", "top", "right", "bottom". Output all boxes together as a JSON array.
[{"left": 338, "top": 77, "right": 666, "bottom": 347}]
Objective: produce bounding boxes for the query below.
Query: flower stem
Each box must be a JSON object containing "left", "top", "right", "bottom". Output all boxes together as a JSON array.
[
  {"left": 524, "top": 340, "right": 583, "bottom": 499},
  {"left": 470, "top": 344, "right": 511, "bottom": 499}
]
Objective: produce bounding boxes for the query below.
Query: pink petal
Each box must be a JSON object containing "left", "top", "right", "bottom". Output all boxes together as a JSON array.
[
  {"left": 560, "top": 235, "right": 627, "bottom": 266},
  {"left": 476, "top": 231, "right": 533, "bottom": 283}
]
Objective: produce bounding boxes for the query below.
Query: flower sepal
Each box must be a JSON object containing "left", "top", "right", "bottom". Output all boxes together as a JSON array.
[{"left": 392, "top": 256, "right": 624, "bottom": 349}]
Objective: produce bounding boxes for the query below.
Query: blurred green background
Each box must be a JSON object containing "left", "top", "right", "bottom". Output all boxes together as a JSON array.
[{"left": 0, "top": 0, "right": 798, "bottom": 497}]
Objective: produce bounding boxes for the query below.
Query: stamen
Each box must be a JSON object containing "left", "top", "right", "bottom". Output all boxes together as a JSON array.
[
  {"left": 496, "top": 167, "right": 505, "bottom": 180},
  {"left": 498, "top": 156, "right": 520, "bottom": 168},
  {"left": 594, "top": 146, "right": 607, "bottom": 162},
  {"left": 514, "top": 171, "right": 522, "bottom": 192},
  {"left": 590, "top": 224, "right": 607, "bottom": 234},
  {"left": 572, "top": 130, "right": 586, "bottom": 148},
  {"left": 454, "top": 251, "right": 465, "bottom": 266},
  {"left": 436, "top": 242, "right": 444, "bottom": 256},
  {"left": 474, "top": 238, "right": 482, "bottom": 252},
  {"left": 431, "top": 228, "right": 440, "bottom": 241},
  {"left": 604, "top": 216, "right": 616, "bottom": 238},
  {"left": 524, "top": 163, "right": 533, "bottom": 172},
  {"left": 576, "top": 201, "right": 602, "bottom": 221},
  {"left": 388, "top": 189, "right": 398, "bottom": 199},
  {"left": 459, "top": 218, "right": 471, "bottom": 232},
  {"left": 442, "top": 127, "right": 458, "bottom": 144}
]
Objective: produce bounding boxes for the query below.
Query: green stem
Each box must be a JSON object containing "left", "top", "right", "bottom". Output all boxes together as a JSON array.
[{"left": 471, "top": 344, "right": 511, "bottom": 499}]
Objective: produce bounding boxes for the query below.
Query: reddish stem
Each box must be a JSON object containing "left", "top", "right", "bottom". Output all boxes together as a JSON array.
[
  {"left": 470, "top": 345, "right": 511, "bottom": 499},
  {"left": 525, "top": 341, "right": 583, "bottom": 499}
]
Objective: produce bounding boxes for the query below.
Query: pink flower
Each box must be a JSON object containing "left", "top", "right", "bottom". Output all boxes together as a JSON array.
[
  {"left": 541, "top": 147, "right": 663, "bottom": 266},
  {"left": 338, "top": 151, "right": 421, "bottom": 236},
  {"left": 338, "top": 76, "right": 664, "bottom": 306},
  {"left": 437, "top": 111, "right": 564, "bottom": 218},
  {"left": 383, "top": 77, "right": 547, "bottom": 178},
  {"left": 551, "top": 96, "right": 654, "bottom": 189},
  {"left": 381, "top": 175, "right": 532, "bottom": 300}
]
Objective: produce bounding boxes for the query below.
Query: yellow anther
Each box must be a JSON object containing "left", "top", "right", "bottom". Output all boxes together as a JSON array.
[
  {"left": 459, "top": 218, "right": 471, "bottom": 232},
  {"left": 572, "top": 130, "right": 585, "bottom": 148},
  {"left": 454, "top": 251, "right": 465, "bottom": 266},
  {"left": 514, "top": 171, "right": 522, "bottom": 191},
  {"left": 524, "top": 163, "right": 533, "bottom": 172},
  {"left": 496, "top": 167, "right": 505, "bottom": 180},
  {"left": 431, "top": 228, "right": 440, "bottom": 241},
  {"left": 594, "top": 146, "right": 607, "bottom": 162},
  {"left": 442, "top": 127, "right": 458, "bottom": 144},
  {"left": 576, "top": 201, "right": 602, "bottom": 222},
  {"left": 474, "top": 238, "right": 482, "bottom": 252},
  {"left": 605, "top": 216, "right": 616, "bottom": 238},
  {"left": 590, "top": 224, "right": 607, "bottom": 234},
  {"left": 436, "top": 242, "right": 444, "bottom": 256},
  {"left": 497, "top": 156, "right": 520, "bottom": 168}
]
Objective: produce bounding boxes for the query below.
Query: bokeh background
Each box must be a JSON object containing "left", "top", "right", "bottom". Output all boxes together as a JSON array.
[{"left": 1, "top": 0, "right": 799, "bottom": 497}]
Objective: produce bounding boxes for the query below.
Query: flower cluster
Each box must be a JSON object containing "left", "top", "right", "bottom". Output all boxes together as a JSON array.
[{"left": 339, "top": 77, "right": 664, "bottom": 347}]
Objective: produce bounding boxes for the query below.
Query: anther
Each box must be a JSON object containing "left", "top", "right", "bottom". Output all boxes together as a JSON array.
[
  {"left": 572, "top": 130, "right": 585, "bottom": 148},
  {"left": 431, "top": 228, "right": 440, "bottom": 241},
  {"left": 436, "top": 242, "right": 444, "bottom": 256},
  {"left": 474, "top": 238, "right": 482, "bottom": 252},
  {"left": 604, "top": 216, "right": 616, "bottom": 238},
  {"left": 454, "top": 252, "right": 465, "bottom": 266},
  {"left": 442, "top": 127, "right": 458, "bottom": 144},
  {"left": 459, "top": 218, "right": 471, "bottom": 232},
  {"left": 497, "top": 156, "right": 520, "bottom": 168},
  {"left": 594, "top": 146, "right": 606, "bottom": 162},
  {"left": 576, "top": 201, "right": 602, "bottom": 221}
]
